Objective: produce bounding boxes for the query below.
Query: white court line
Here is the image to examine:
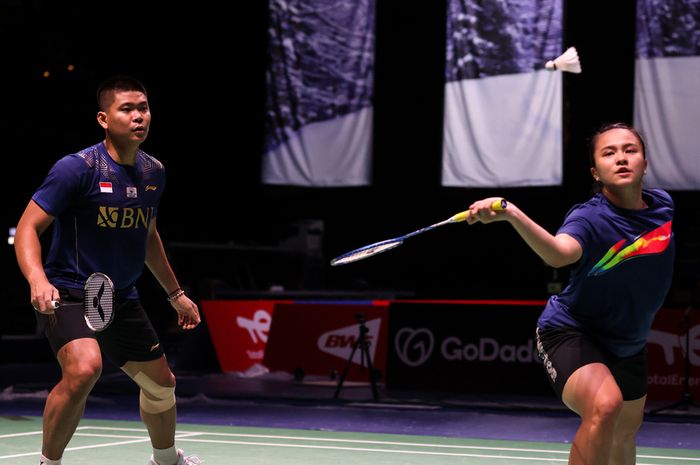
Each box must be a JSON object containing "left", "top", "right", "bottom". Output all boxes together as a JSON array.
[
  {"left": 77, "top": 427, "right": 700, "bottom": 461},
  {"left": 73, "top": 432, "right": 203, "bottom": 441},
  {"left": 0, "top": 431, "right": 202, "bottom": 460},
  {"left": 78, "top": 426, "right": 569, "bottom": 454},
  {"left": 74, "top": 433, "right": 151, "bottom": 440},
  {"left": 0, "top": 431, "right": 43, "bottom": 439},
  {"left": 76, "top": 426, "right": 147, "bottom": 432},
  {"left": 0, "top": 438, "right": 151, "bottom": 460},
  {"left": 175, "top": 437, "right": 568, "bottom": 462},
  {"left": 174, "top": 437, "right": 700, "bottom": 464},
  {"left": 200, "top": 432, "right": 571, "bottom": 455},
  {"left": 638, "top": 454, "right": 700, "bottom": 462},
  {"left": 0, "top": 437, "right": 153, "bottom": 460}
]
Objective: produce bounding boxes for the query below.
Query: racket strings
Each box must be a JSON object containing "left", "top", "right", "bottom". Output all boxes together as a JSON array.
[
  {"left": 84, "top": 274, "right": 114, "bottom": 331},
  {"left": 331, "top": 240, "right": 401, "bottom": 266}
]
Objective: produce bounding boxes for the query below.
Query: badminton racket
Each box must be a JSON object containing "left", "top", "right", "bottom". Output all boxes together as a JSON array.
[
  {"left": 331, "top": 199, "right": 507, "bottom": 266},
  {"left": 83, "top": 272, "right": 115, "bottom": 332}
]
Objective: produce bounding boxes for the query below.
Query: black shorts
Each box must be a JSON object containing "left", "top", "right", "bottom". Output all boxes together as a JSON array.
[
  {"left": 535, "top": 326, "right": 647, "bottom": 401},
  {"left": 36, "top": 288, "right": 164, "bottom": 367}
]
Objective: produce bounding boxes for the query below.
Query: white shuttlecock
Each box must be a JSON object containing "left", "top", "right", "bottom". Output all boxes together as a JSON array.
[{"left": 545, "top": 47, "right": 582, "bottom": 74}]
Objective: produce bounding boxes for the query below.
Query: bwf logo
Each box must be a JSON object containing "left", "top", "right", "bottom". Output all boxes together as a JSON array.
[{"left": 317, "top": 318, "right": 381, "bottom": 364}]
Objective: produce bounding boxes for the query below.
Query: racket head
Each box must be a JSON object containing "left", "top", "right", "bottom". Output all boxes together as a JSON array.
[
  {"left": 84, "top": 272, "right": 115, "bottom": 332},
  {"left": 330, "top": 239, "right": 402, "bottom": 266}
]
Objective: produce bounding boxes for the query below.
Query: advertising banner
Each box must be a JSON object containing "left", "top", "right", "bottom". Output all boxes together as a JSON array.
[
  {"left": 201, "top": 300, "right": 291, "bottom": 372},
  {"left": 263, "top": 302, "right": 389, "bottom": 381},
  {"left": 647, "top": 308, "right": 700, "bottom": 401},
  {"left": 387, "top": 301, "right": 552, "bottom": 395}
]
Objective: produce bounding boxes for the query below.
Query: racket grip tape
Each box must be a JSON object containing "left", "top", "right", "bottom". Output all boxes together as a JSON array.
[
  {"left": 450, "top": 198, "right": 507, "bottom": 222},
  {"left": 492, "top": 198, "right": 508, "bottom": 211}
]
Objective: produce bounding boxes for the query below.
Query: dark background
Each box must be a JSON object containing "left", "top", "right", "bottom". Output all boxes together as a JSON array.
[{"left": 1, "top": 1, "right": 698, "bottom": 344}]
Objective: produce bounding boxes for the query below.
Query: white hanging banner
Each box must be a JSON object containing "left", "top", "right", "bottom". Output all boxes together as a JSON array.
[
  {"left": 634, "top": 0, "right": 700, "bottom": 190},
  {"left": 262, "top": 0, "right": 375, "bottom": 187},
  {"left": 442, "top": 0, "right": 564, "bottom": 187}
]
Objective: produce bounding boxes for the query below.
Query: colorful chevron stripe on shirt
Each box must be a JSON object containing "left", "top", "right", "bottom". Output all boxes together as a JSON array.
[{"left": 588, "top": 221, "right": 672, "bottom": 276}]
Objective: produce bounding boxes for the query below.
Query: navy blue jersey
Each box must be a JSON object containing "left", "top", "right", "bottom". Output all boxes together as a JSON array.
[
  {"left": 538, "top": 189, "right": 674, "bottom": 357},
  {"left": 32, "top": 142, "right": 165, "bottom": 298}
]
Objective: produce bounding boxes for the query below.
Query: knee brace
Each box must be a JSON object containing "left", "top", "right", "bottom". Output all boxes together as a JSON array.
[{"left": 133, "top": 371, "right": 176, "bottom": 414}]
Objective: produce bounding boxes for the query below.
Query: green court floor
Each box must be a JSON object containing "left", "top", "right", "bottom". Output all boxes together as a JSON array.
[{"left": 1, "top": 417, "right": 699, "bottom": 465}]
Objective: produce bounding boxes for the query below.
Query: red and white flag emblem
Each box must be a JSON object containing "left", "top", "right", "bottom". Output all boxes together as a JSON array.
[{"left": 99, "top": 182, "right": 113, "bottom": 193}]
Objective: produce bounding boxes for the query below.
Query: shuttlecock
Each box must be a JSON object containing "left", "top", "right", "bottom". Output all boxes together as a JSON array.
[{"left": 545, "top": 47, "right": 582, "bottom": 74}]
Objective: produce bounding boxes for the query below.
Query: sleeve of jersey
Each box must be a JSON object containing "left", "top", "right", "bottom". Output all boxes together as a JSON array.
[
  {"left": 650, "top": 188, "right": 675, "bottom": 213},
  {"left": 32, "top": 156, "right": 83, "bottom": 217},
  {"left": 555, "top": 204, "right": 595, "bottom": 251}
]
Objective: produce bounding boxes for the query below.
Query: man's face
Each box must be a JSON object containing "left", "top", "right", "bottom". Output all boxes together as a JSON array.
[{"left": 98, "top": 90, "right": 151, "bottom": 145}]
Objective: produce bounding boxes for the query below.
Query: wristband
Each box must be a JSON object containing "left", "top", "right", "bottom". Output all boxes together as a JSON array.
[{"left": 167, "top": 288, "right": 185, "bottom": 302}]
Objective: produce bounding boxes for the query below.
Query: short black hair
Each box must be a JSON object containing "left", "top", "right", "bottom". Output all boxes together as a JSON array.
[{"left": 96, "top": 75, "right": 147, "bottom": 111}]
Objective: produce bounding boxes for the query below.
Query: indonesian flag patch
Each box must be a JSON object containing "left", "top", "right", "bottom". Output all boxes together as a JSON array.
[{"left": 99, "top": 182, "right": 113, "bottom": 193}]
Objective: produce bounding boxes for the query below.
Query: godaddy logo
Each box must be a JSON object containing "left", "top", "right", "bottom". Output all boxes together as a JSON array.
[{"left": 394, "top": 328, "right": 434, "bottom": 367}]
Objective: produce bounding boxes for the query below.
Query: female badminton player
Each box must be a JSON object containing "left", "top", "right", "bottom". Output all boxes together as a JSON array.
[{"left": 466, "top": 122, "right": 674, "bottom": 465}]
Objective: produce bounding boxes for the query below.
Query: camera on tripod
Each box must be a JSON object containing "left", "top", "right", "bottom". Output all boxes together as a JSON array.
[{"left": 333, "top": 313, "right": 381, "bottom": 400}]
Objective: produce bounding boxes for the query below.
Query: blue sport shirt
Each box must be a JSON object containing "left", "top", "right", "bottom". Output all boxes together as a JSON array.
[
  {"left": 32, "top": 142, "right": 165, "bottom": 298},
  {"left": 537, "top": 189, "right": 675, "bottom": 357}
]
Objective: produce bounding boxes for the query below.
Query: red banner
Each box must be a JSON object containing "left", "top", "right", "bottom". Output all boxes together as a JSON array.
[
  {"left": 201, "top": 300, "right": 291, "bottom": 372},
  {"left": 647, "top": 308, "right": 700, "bottom": 401},
  {"left": 202, "top": 300, "right": 699, "bottom": 402},
  {"left": 263, "top": 302, "right": 389, "bottom": 381}
]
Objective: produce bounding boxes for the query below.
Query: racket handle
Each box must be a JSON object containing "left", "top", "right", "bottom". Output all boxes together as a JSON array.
[
  {"left": 450, "top": 198, "right": 507, "bottom": 222},
  {"left": 51, "top": 300, "right": 60, "bottom": 309},
  {"left": 492, "top": 198, "right": 508, "bottom": 211}
]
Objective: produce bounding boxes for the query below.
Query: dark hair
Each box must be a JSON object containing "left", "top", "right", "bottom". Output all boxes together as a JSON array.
[
  {"left": 96, "top": 75, "right": 147, "bottom": 111},
  {"left": 587, "top": 122, "right": 647, "bottom": 193}
]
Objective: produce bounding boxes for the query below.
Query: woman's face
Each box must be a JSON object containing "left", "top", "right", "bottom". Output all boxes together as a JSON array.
[{"left": 591, "top": 128, "right": 647, "bottom": 191}]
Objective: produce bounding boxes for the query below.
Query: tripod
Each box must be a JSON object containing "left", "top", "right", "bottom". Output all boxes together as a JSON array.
[
  {"left": 650, "top": 306, "right": 700, "bottom": 414},
  {"left": 333, "top": 313, "right": 380, "bottom": 401}
]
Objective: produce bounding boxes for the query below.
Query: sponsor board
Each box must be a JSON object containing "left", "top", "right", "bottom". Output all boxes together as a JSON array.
[
  {"left": 201, "top": 300, "right": 290, "bottom": 372},
  {"left": 203, "top": 300, "right": 698, "bottom": 401},
  {"left": 646, "top": 308, "right": 700, "bottom": 401},
  {"left": 387, "top": 302, "right": 554, "bottom": 395},
  {"left": 263, "top": 302, "right": 389, "bottom": 381}
]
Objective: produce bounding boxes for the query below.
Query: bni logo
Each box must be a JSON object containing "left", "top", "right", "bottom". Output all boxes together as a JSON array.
[{"left": 317, "top": 318, "right": 381, "bottom": 365}]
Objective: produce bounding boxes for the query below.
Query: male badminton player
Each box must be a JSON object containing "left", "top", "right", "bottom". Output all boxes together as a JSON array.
[
  {"left": 15, "top": 76, "right": 202, "bottom": 465},
  {"left": 466, "top": 123, "right": 674, "bottom": 465}
]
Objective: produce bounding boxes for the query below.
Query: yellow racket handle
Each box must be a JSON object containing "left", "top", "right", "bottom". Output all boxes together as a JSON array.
[{"left": 449, "top": 198, "right": 507, "bottom": 223}]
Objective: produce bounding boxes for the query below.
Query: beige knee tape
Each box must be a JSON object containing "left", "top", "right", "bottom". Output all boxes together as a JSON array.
[{"left": 133, "top": 371, "right": 176, "bottom": 414}]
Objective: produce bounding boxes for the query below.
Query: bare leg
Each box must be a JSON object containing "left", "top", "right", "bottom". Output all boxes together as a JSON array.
[
  {"left": 562, "top": 363, "right": 624, "bottom": 465},
  {"left": 42, "top": 339, "right": 102, "bottom": 460},
  {"left": 609, "top": 396, "right": 645, "bottom": 465},
  {"left": 122, "top": 357, "right": 176, "bottom": 449}
]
